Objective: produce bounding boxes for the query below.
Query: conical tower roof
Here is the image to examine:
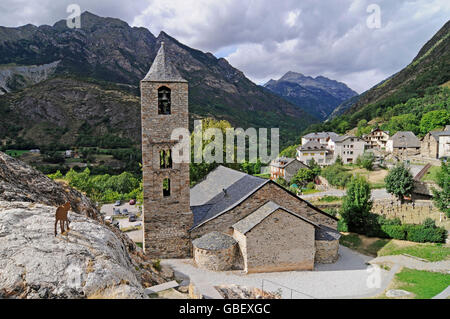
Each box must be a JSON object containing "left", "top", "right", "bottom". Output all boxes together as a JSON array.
[{"left": 142, "top": 42, "right": 187, "bottom": 82}]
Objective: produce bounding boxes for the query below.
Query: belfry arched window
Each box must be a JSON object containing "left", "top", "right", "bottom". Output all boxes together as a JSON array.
[
  {"left": 158, "top": 86, "right": 171, "bottom": 115},
  {"left": 160, "top": 149, "right": 172, "bottom": 169}
]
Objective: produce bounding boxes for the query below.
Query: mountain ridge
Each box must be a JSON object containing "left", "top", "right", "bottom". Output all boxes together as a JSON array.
[
  {"left": 0, "top": 11, "right": 317, "bottom": 148},
  {"left": 264, "top": 71, "right": 357, "bottom": 120}
]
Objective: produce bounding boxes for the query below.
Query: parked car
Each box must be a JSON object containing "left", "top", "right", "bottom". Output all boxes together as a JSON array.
[
  {"left": 129, "top": 214, "right": 137, "bottom": 222},
  {"left": 104, "top": 216, "right": 112, "bottom": 222},
  {"left": 113, "top": 208, "right": 120, "bottom": 215},
  {"left": 114, "top": 200, "right": 121, "bottom": 206},
  {"left": 129, "top": 199, "right": 136, "bottom": 205},
  {"left": 122, "top": 208, "right": 129, "bottom": 215}
]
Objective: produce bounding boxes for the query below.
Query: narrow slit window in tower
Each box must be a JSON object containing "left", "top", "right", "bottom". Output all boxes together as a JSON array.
[{"left": 163, "top": 178, "right": 171, "bottom": 197}]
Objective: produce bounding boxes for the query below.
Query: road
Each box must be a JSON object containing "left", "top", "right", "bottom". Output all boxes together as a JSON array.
[
  {"left": 100, "top": 202, "right": 143, "bottom": 242},
  {"left": 162, "top": 246, "right": 394, "bottom": 299}
]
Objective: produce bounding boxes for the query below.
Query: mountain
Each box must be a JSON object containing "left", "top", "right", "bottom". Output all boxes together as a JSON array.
[
  {"left": 0, "top": 12, "right": 317, "bottom": 148},
  {"left": 340, "top": 20, "right": 450, "bottom": 124},
  {"left": 301, "top": 20, "right": 450, "bottom": 136},
  {"left": 264, "top": 71, "right": 357, "bottom": 120}
]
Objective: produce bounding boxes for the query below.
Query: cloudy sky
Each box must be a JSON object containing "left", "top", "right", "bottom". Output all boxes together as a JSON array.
[{"left": 0, "top": 0, "right": 449, "bottom": 93}]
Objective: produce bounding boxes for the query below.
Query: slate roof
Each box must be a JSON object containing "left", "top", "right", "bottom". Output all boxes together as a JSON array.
[
  {"left": 190, "top": 166, "right": 268, "bottom": 229},
  {"left": 142, "top": 42, "right": 187, "bottom": 82},
  {"left": 189, "top": 166, "right": 338, "bottom": 231},
  {"left": 298, "top": 140, "right": 328, "bottom": 151},
  {"left": 192, "top": 231, "right": 237, "bottom": 250},
  {"left": 232, "top": 201, "right": 320, "bottom": 234},
  {"left": 270, "top": 157, "right": 296, "bottom": 168},
  {"left": 430, "top": 128, "right": 450, "bottom": 139},
  {"left": 303, "top": 132, "right": 339, "bottom": 139},
  {"left": 330, "top": 135, "right": 361, "bottom": 143},
  {"left": 315, "top": 225, "right": 341, "bottom": 241},
  {"left": 389, "top": 131, "right": 420, "bottom": 148}
]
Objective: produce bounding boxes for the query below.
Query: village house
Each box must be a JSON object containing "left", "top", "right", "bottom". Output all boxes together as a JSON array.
[
  {"left": 140, "top": 43, "right": 340, "bottom": 273},
  {"left": 386, "top": 131, "right": 421, "bottom": 156},
  {"left": 297, "top": 140, "right": 331, "bottom": 166},
  {"left": 269, "top": 157, "right": 308, "bottom": 182},
  {"left": 297, "top": 133, "right": 366, "bottom": 166},
  {"left": 328, "top": 135, "right": 366, "bottom": 164},
  {"left": 421, "top": 125, "right": 450, "bottom": 159},
  {"left": 363, "top": 128, "right": 390, "bottom": 150},
  {"left": 301, "top": 132, "right": 339, "bottom": 146}
]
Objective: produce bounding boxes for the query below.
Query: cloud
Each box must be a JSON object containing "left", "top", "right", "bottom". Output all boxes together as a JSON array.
[{"left": 0, "top": 0, "right": 448, "bottom": 93}]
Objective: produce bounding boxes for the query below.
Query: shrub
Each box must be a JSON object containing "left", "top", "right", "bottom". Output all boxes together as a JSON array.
[
  {"left": 381, "top": 225, "right": 406, "bottom": 240},
  {"left": 321, "top": 163, "right": 352, "bottom": 188},
  {"left": 405, "top": 225, "right": 447, "bottom": 243},
  {"left": 306, "top": 182, "right": 315, "bottom": 190},
  {"left": 337, "top": 219, "right": 348, "bottom": 232}
]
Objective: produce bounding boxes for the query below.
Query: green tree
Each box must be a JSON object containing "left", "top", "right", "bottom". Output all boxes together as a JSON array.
[
  {"left": 356, "top": 152, "right": 375, "bottom": 171},
  {"left": 275, "top": 177, "right": 289, "bottom": 188},
  {"left": 432, "top": 161, "right": 450, "bottom": 217},
  {"left": 420, "top": 110, "right": 450, "bottom": 135},
  {"left": 385, "top": 163, "right": 414, "bottom": 201},
  {"left": 291, "top": 168, "right": 315, "bottom": 187},
  {"left": 340, "top": 176, "right": 373, "bottom": 233},
  {"left": 337, "top": 121, "right": 350, "bottom": 134},
  {"left": 383, "top": 113, "right": 419, "bottom": 135}
]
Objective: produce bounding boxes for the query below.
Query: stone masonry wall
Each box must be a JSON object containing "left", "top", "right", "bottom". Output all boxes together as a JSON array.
[
  {"left": 191, "top": 182, "right": 337, "bottom": 238},
  {"left": 314, "top": 240, "right": 339, "bottom": 264},
  {"left": 141, "top": 81, "right": 193, "bottom": 258},
  {"left": 193, "top": 245, "right": 237, "bottom": 271},
  {"left": 242, "top": 209, "right": 316, "bottom": 273}
]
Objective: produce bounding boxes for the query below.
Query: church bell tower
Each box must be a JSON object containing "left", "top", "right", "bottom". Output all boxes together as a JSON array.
[{"left": 141, "top": 42, "right": 192, "bottom": 258}]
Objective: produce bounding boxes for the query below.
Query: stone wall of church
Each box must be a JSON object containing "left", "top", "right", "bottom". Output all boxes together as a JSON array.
[
  {"left": 141, "top": 81, "right": 193, "bottom": 258},
  {"left": 239, "top": 209, "right": 316, "bottom": 273},
  {"left": 190, "top": 182, "right": 337, "bottom": 238},
  {"left": 193, "top": 244, "right": 237, "bottom": 271},
  {"left": 314, "top": 239, "right": 339, "bottom": 264}
]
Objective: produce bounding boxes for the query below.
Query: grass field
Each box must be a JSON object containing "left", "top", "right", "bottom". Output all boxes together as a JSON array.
[
  {"left": 378, "top": 240, "right": 450, "bottom": 262},
  {"left": 345, "top": 166, "right": 388, "bottom": 189},
  {"left": 5, "top": 150, "right": 30, "bottom": 157},
  {"left": 393, "top": 268, "right": 450, "bottom": 299},
  {"left": 339, "top": 234, "right": 450, "bottom": 261},
  {"left": 339, "top": 233, "right": 390, "bottom": 256},
  {"left": 421, "top": 165, "right": 441, "bottom": 183}
]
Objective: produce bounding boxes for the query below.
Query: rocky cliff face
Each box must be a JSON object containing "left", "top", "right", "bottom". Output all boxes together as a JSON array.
[
  {"left": 264, "top": 71, "right": 357, "bottom": 120},
  {"left": 0, "top": 152, "right": 170, "bottom": 298},
  {"left": 0, "top": 61, "right": 60, "bottom": 95},
  {"left": 0, "top": 201, "right": 146, "bottom": 299},
  {"left": 0, "top": 151, "right": 99, "bottom": 216}
]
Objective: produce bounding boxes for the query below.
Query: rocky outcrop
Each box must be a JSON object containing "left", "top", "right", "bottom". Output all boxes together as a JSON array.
[
  {"left": 0, "top": 151, "right": 99, "bottom": 218},
  {"left": 0, "top": 152, "right": 171, "bottom": 298},
  {"left": 0, "top": 201, "right": 146, "bottom": 298},
  {"left": 0, "top": 61, "right": 59, "bottom": 95}
]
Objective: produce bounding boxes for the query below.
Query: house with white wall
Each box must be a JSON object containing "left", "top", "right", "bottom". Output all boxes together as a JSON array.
[{"left": 328, "top": 135, "right": 366, "bottom": 164}]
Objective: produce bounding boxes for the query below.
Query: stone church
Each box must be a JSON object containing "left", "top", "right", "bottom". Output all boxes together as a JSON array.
[{"left": 141, "top": 43, "right": 340, "bottom": 273}]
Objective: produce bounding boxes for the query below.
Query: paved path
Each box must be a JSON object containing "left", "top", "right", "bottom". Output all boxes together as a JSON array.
[
  {"left": 370, "top": 255, "right": 450, "bottom": 273},
  {"left": 432, "top": 286, "right": 450, "bottom": 299},
  {"left": 162, "top": 246, "right": 393, "bottom": 299}
]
